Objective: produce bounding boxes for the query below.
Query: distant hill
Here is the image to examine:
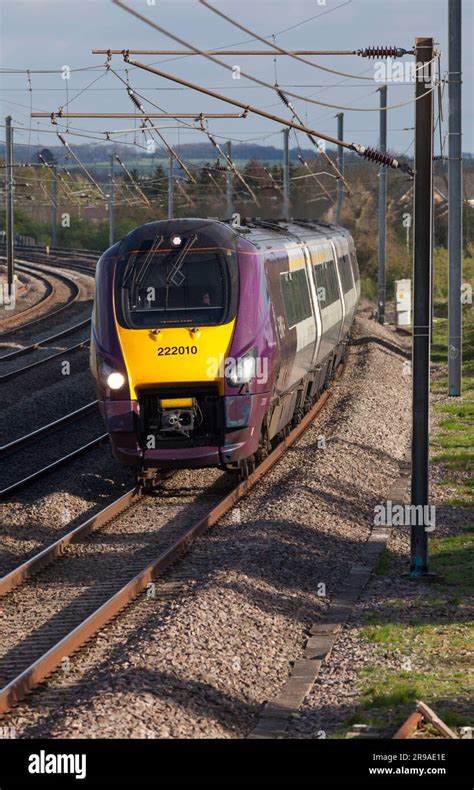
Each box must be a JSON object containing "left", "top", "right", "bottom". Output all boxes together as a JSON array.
[{"left": 0, "top": 140, "right": 325, "bottom": 166}]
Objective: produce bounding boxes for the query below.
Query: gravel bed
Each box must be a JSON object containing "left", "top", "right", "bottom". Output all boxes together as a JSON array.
[
  {"left": 0, "top": 359, "right": 96, "bottom": 438},
  {"left": 0, "top": 266, "right": 46, "bottom": 321},
  {"left": 1, "top": 345, "right": 92, "bottom": 412},
  {"left": 0, "top": 409, "right": 106, "bottom": 493},
  {"left": 1, "top": 315, "right": 415, "bottom": 738}
]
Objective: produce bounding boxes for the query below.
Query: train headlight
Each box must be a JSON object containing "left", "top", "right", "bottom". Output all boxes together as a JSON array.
[
  {"left": 107, "top": 371, "right": 126, "bottom": 390},
  {"left": 226, "top": 348, "right": 257, "bottom": 387},
  {"left": 98, "top": 357, "right": 127, "bottom": 391}
]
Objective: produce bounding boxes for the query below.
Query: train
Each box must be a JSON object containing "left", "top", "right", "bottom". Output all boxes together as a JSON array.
[{"left": 90, "top": 218, "right": 360, "bottom": 486}]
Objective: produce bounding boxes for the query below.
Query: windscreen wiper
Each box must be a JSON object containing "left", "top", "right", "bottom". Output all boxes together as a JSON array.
[
  {"left": 122, "top": 234, "right": 164, "bottom": 290},
  {"left": 164, "top": 234, "right": 198, "bottom": 310},
  {"left": 165, "top": 234, "right": 198, "bottom": 288}
]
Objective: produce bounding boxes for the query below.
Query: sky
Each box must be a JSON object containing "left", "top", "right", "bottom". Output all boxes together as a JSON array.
[{"left": 0, "top": 0, "right": 472, "bottom": 159}]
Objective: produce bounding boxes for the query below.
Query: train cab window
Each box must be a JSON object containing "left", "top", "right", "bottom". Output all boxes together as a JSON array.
[
  {"left": 118, "top": 247, "right": 238, "bottom": 328},
  {"left": 280, "top": 268, "right": 312, "bottom": 328},
  {"left": 313, "top": 259, "right": 340, "bottom": 308},
  {"left": 350, "top": 249, "right": 360, "bottom": 283},
  {"left": 338, "top": 254, "right": 354, "bottom": 294}
]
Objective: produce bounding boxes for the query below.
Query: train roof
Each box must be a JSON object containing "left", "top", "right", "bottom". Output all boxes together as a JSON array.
[
  {"left": 229, "top": 218, "right": 351, "bottom": 244},
  {"left": 116, "top": 217, "right": 353, "bottom": 259}
]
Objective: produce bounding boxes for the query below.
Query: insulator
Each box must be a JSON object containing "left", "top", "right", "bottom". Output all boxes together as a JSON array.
[
  {"left": 277, "top": 90, "right": 293, "bottom": 111},
  {"left": 359, "top": 46, "right": 406, "bottom": 59},
  {"left": 127, "top": 89, "right": 143, "bottom": 111},
  {"left": 355, "top": 145, "right": 414, "bottom": 177},
  {"left": 360, "top": 147, "right": 399, "bottom": 167}
]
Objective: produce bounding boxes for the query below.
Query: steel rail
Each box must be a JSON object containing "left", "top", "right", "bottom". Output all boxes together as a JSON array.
[
  {"left": 0, "top": 487, "right": 141, "bottom": 596},
  {"left": 0, "top": 318, "right": 91, "bottom": 362},
  {"left": 0, "top": 363, "right": 342, "bottom": 713},
  {"left": 0, "top": 261, "right": 81, "bottom": 338},
  {"left": 0, "top": 401, "right": 98, "bottom": 458},
  {"left": 0, "top": 433, "right": 108, "bottom": 499},
  {"left": 392, "top": 711, "right": 424, "bottom": 739},
  {"left": 0, "top": 338, "right": 90, "bottom": 383},
  {"left": 18, "top": 254, "right": 96, "bottom": 276}
]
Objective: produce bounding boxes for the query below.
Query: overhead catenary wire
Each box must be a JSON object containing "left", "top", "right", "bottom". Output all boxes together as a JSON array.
[
  {"left": 174, "top": 177, "right": 196, "bottom": 208},
  {"left": 56, "top": 132, "right": 106, "bottom": 198},
  {"left": 277, "top": 88, "right": 350, "bottom": 192},
  {"left": 106, "top": 65, "right": 197, "bottom": 182},
  {"left": 36, "top": 154, "right": 82, "bottom": 205},
  {"left": 111, "top": 0, "right": 439, "bottom": 114},
  {"left": 124, "top": 84, "right": 196, "bottom": 183},
  {"left": 121, "top": 57, "right": 414, "bottom": 175},
  {"left": 199, "top": 121, "right": 260, "bottom": 205},
  {"left": 199, "top": 0, "right": 408, "bottom": 81},
  {"left": 113, "top": 152, "right": 151, "bottom": 206},
  {"left": 31, "top": 112, "right": 248, "bottom": 119}
]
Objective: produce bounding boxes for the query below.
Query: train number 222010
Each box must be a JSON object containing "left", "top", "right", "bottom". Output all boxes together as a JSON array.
[{"left": 157, "top": 346, "right": 198, "bottom": 356}]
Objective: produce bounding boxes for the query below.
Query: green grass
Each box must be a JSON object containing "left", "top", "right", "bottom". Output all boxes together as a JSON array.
[
  {"left": 374, "top": 549, "right": 390, "bottom": 576},
  {"left": 431, "top": 296, "right": 474, "bottom": 501},
  {"left": 335, "top": 605, "right": 473, "bottom": 737},
  {"left": 430, "top": 531, "right": 474, "bottom": 591}
]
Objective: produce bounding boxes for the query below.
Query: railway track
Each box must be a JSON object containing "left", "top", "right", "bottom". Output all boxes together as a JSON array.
[
  {"left": 0, "top": 265, "right": 54, "bottom": 331},
  {"left": 0, "top": 336, "right": 90, "bottom": 383},
  {"left": 0, "top": 261, "right": 83, "bottom": 339},
  {"left": 0, "top": 317, "right": 91, "bottom": 362},
  {"left": 0, "top": 260, "right": 94, "bottom": 377},
  {"left": 0, "top": 366, "right": 339, "bottom": 714},
  {"left": 0, "top": 401, "right": 105, "bottom": 498}
]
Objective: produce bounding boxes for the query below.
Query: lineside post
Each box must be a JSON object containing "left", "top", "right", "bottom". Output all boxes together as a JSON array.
[
  {"left": 377, "top": 86, "right": 387, "bottom": 325},
  {"left": 168, "top": 153, "right": 174, "bottom": 219},
  {"left": 226, "top": 140, "right": 233, "bottom": 218},
  {"left": 448, "top": 0, "right": 462, "bottom": 396},
  {"left": 5, "top": 116, "right": 14, "bottom": 296},
  {"left": 52, "top": 164, "right": 58, "bottom": 248},
  {"left": 335, "top": 112, "right": 344, "bottom": 224},
  {"left": 410, "top": 37, "right": 434, "bottom": 577},
  {"left": 282, "top": 127, "right": 290, "bottom": 220},
  {"left": 108, "top": 154, "right": 114, "bottom": 248}
]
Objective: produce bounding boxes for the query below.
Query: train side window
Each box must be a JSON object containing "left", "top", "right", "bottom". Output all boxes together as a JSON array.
[
  {"left": 313, "top": 259, "right": 339, "bottom": 307},
  {"left": 338, "top": 254, "right": 354, "bottom": 293},
  {"left": 280, "top": 268, "right": 312, "bottom": 328},
  {"left": 350, "top": 249, "right": 360, "bottom": 282}
]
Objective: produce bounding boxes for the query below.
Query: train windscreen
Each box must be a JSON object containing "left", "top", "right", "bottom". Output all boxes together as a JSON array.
[{"left": 117, "top": 245, "right": 238, "bottom": 328}]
